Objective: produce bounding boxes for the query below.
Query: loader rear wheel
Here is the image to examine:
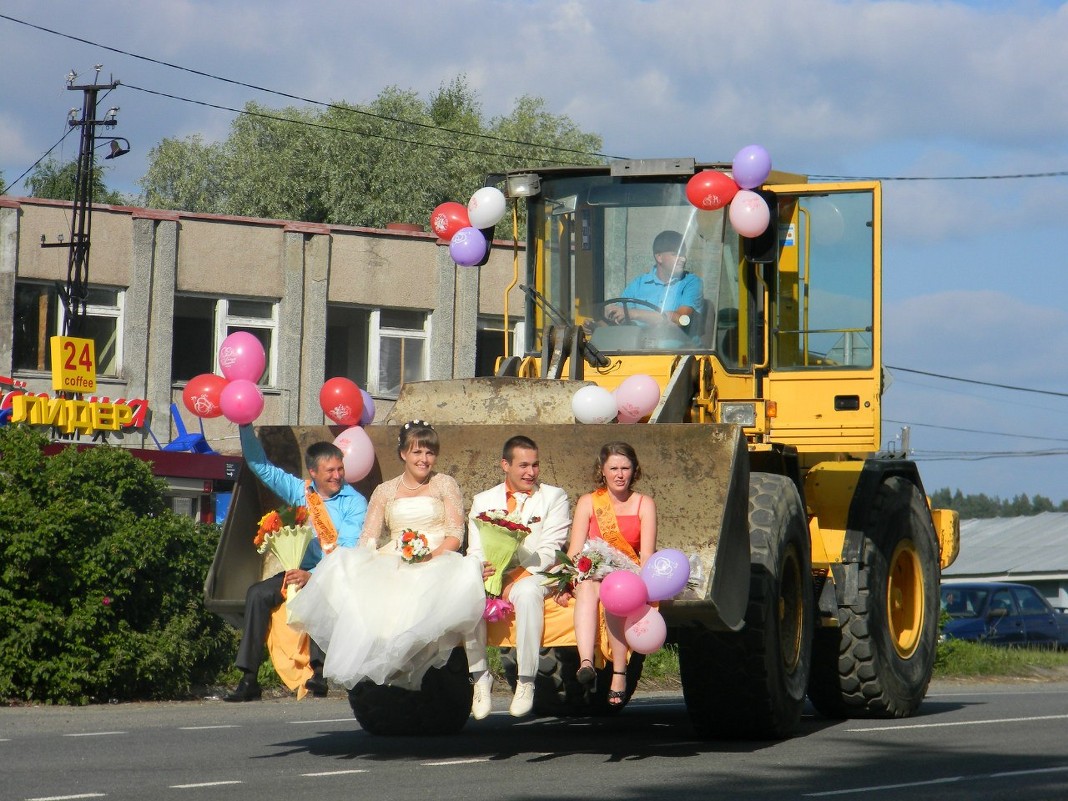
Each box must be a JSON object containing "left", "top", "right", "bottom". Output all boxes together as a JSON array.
[
  {"left": 807, "top": 477, "right": 940, "bottom": 719},
  {"left": 678, "top": 472, "right": 813, "bottom": 739},
  {"left": 347, "top": 647, "right": 472, "bottom": 735}
]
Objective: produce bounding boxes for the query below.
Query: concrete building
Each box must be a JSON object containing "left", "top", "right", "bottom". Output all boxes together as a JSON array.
[{"left": 1, "top": 195, "right": 525, "bottom": 457}]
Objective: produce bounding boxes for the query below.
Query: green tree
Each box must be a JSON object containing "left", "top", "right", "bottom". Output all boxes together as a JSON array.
[
  {"left": 138, "top": 76, "right": 604, "bottom": 229},
  {"left": 26, "top": 157, "right": 124, "bottom": 205},
  {"left": 0, "top": 425, "right": 235, "bottom": 704}
]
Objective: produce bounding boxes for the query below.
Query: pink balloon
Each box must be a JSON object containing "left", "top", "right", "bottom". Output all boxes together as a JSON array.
[
  {"left": 624, "top": 604, "right": 667, "bottom": 654},
  {"left": 219, "top": 378, "right": 264, "bottom": 425},
  {"left": 218, "top": 331, "right": 266, "bottom": 383},
  {"left": 599, "top": 570, "right": 648, "bottom": 617},
  {"left": 614, "top": 374, "right": 660, "bottom": 421},
  {"left": 729, "top": 190, "right": 771, "bottom": 238},
  {"left": 333, "top": 426, "right": 376, "bottom": 482}
]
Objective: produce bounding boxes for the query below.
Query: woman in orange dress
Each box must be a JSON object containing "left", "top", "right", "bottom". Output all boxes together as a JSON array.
[{"left": 566, "top": 442, "right": 657, "bottom": 705}]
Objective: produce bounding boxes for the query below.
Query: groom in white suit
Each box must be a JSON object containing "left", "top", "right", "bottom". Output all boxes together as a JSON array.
[{"left": 465, "top": 435, "right": 571, "bottom": 718}]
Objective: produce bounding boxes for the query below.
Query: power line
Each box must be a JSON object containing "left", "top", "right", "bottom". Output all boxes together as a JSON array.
[
  {"left": 884, "top": 418, "right": 1068, "bottom": 444},
  {"left": 811, "top": 170, "right": 1068, "bottom": 182},
  {"left": 122, "top": 83, "right": 592, "bottom": 167},
  {"left": 2, "top": 126, "right": 77, "bottom": 194},
  {"left": 886, "top": 364, "right": 1068, "bottom": 398},
  {"left": 911, "top": 449, "right": 1068, "bottom": 463},
  {"left": 0, "top": 12, "right": 616, "bottom": 162}
]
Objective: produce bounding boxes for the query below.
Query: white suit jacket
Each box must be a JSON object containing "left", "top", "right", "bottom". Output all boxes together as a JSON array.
[{"left": 467, "top": 482, "right": 570, "bottom": 573}]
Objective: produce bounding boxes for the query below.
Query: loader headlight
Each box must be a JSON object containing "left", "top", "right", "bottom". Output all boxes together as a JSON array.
[{"left": 721, "top": 402, "right": 757, "bottom": 427}]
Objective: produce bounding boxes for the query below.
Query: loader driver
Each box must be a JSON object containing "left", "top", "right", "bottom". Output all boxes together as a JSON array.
[{"left": 605, "top": 229, "right": 704, "bottom": 337}]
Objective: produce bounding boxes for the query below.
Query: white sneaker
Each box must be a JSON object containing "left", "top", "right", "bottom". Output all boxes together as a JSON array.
[
  {"left": 509, "top": 679, "right": 535, "bottom": 717},
  {"left": 471, "top": 674, "right": 493, "bottom": 720}
]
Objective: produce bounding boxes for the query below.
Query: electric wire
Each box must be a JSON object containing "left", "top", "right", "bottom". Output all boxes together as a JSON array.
[
  {"left": 2, "top": 126, "right": 78, "bottom": 194},
  {"left": 0, "top": 13, "right": 617, "bottom": 163},
  {"left": 887, "top": 364, "right": 1068, "bottom": 398}
]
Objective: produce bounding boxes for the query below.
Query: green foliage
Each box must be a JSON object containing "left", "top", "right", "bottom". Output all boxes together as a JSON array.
[
  {"left": 26, "top": 157, "right": 124, "bottom": 205},
  {"left": 929, "top": 487, "right": 1068, "bottom": 519},
  {"left": 138, "top": 75, "right": 604, "bottom": 229},
  {"left": 0, "top": 425, "right": 236, "bottom": 704},
  {"left": 934, "top": 637, "right": 1068, "bottom": 678}
]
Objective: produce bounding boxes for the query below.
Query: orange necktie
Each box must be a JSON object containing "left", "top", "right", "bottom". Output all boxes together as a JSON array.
[{"left": 506, "top": 491, "right": 517, "bottom": 514}]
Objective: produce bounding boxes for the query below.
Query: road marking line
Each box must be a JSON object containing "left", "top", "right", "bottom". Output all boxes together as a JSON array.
[
  {"left": 26, "top": 794, "right": 107, "bottom": 800},
  {"left": 804, "top": 765, "right": 1068, "bottom": 796},
  {"left": 423, "top": 758, "right": 491, "bottom": 766},
  {"left": 178, "top": 725, "right": 239, "bottom": 730},
  {"left": 290, "top": 718, "right": 355, "bottom": 724},
  {"left": 804, "top": 776, "right": 962, "bottom": 796},
  {"left": 301, "top": 769, "right": 369, "bottom": 777},
  {"left": 847, "top": 713, "right": 1068, "bottom": 732},
  {"left": 63, "top": 732, "right": 126, "bottom": 737},
  {"left": 169, "top": 781, "right": 242, "bottom": 789}
]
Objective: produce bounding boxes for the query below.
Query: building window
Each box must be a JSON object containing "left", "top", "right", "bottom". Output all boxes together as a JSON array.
[
  {"left": 325, "top": 305, "right": 428, "bottom": 399},
  {"left": 13, "top": 281, "right": 123, "bottom": 377},
  {"left": 172, "top": 296, "right": 277, "bottom": 385},
  {"left": 476, "top": 316, "right": 506, "bottom": 376}
]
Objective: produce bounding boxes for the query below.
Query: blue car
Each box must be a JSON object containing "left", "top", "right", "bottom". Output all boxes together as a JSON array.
[{"left": 941, "top": 581, "right": 1068, "bottom": 650}]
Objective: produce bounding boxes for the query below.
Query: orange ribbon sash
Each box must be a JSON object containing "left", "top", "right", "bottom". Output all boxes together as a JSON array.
[
  {"left": 591, "top": 487, "right": 640, "bottom": 565},
  {"left": 305, "top": 480, "right": 339, "bottom": 553}
]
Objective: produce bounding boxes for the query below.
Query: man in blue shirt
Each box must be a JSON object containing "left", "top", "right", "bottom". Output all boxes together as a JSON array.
[
  {"left": 606, "top": 229, "right": 703, "bottom": 333},
  {"left": 224, "top": 424, "right": 367, "bottom": 702}
]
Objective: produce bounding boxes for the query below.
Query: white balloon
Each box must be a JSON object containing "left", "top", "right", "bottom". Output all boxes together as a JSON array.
[
  {"left": 571, "top": 385, "right": 617, "bottom": 424},
  {"left": 467, "top": 186, "right": 507, "bottom": 229}
]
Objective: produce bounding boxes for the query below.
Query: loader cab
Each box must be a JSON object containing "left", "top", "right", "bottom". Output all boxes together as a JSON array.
[{"left": 512, "top": 162, "right": 884, "bottom": 455}]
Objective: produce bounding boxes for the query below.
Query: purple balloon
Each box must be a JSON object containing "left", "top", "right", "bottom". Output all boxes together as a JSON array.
[
  {"left": 358, "top": 388, "right": 376, "bottom": 426},
  {"left": 449, "top": 226, "right": 488, "bottom": 266},
  {"left": 732, "top": 144, "right": 772, "bottom": 190},
  {"left": 640, "top": 548, "right": 691, "bottom": 601}
]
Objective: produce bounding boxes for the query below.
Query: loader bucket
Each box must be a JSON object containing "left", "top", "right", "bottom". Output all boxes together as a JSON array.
[{"left": 205, "top": 379, "right": 751, "bottom": 632}]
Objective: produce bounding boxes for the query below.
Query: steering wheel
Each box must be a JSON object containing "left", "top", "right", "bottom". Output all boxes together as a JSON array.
[{"left": 594, "top": 297, "right": 662, "bottom": 326}]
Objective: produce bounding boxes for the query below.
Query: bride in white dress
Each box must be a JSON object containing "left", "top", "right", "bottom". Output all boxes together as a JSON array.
[{"left": 288, "top": 421, "right": 486, "bottom": 690}]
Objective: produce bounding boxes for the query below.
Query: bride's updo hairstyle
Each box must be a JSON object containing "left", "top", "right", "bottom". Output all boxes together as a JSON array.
[
  {"left": 398, "top": 419, "right": 439, "bottom": 458},
  {"left": 593, "top": 441, "right": 642, "bottom": 488}
]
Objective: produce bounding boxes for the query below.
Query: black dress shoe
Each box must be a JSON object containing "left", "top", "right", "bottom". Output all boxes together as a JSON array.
[
  {"left": 223, "top": 677, "right": 262, "bottom": 702},
  {"left": 305, "top": 675, "right": 328, "bottom": 697}
]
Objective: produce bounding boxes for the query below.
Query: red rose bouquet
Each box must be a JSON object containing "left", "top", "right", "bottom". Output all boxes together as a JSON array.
[{"left": 474, "top": 509, "right": 532, "bottom": 597}]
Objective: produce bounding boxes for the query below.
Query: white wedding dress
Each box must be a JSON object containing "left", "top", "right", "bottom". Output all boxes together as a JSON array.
[{"left": 287, "top": 474, "right": 485, "bottom": 691}]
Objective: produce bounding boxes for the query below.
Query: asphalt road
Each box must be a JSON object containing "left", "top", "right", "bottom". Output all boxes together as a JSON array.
[{"left": 3, "top": 680, "right": 1068, "bottom": 801}]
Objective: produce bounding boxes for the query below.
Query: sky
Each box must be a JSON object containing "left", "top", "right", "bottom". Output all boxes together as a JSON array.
[{"left": 2, "top": 0, "right": 1067, "bottom": 502}]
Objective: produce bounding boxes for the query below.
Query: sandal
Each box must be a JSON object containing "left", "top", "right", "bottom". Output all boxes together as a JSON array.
[
  {"left": 607, "top": 670, "right": 627, "bottom": 706},
  {"left": 576, "top": 658, "right": 596, "bottom": 686}
]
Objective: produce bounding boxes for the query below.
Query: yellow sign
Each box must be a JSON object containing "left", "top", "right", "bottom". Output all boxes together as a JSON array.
[{"left": 50, "top": 336, "right": 97, "bottom": 393}]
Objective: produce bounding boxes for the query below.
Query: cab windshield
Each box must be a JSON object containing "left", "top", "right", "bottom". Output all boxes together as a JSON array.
[{"left": 527, "top": 175, "right": 741, "bottom": 360}]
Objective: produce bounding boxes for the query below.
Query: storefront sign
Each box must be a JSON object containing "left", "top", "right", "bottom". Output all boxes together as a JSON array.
[
  {"left": 50, "top": 336, "right": 98, "bottom": 393},
  {"left": 4, "top": 392, "right": 148, "bottom": 434}
]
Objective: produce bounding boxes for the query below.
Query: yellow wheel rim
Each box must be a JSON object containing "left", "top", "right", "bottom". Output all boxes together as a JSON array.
[
  {"left": 779, "top": 545, "right": 804, "bottom": 673},
  {"left": 887, "top": 538, "right": 924, "bottom": 659}
]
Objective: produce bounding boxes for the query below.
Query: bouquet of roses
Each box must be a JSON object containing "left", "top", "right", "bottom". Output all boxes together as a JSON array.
[
  {"left": 474, "top": 509, "right": 533, "bottom": 597},
  {"left": 398, "top": 529, "right": 432, "bottom": 563},
  {"left": 540, "top": 538, "right": 640, "bottom": 594},
  {"left": 254, "top": 504, "right": 315, "bottom": 603}
]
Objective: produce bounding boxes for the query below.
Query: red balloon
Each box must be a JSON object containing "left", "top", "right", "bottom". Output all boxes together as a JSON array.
[
  {"left": 320, "top": 377, "right": 364, "bottom": 426},
  {"left": 686, "top": 170, "right": 739, "bottom": 211},
  {"left": 182, "top": 373, "right": 228, "bottom": 419},
  {"left": 430, "top": 202, "right": 470, "bottom": 241}
]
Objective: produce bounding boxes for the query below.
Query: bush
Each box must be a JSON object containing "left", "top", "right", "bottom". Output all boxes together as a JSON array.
[{"left": 0, "top": 425, "right": 236, "bottom": 704}]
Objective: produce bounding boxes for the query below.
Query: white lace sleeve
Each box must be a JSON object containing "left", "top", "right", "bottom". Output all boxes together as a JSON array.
[
  {"left": 359, "top": 478, "right": 398, "bottom": 550},
  {"left": 431, "top": 473, "right": 465, "bottom": 544}
]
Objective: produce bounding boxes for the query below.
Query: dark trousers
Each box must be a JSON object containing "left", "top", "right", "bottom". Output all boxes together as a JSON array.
[{"left": 235, "top": 572, "right": 325, "bottom": 676}]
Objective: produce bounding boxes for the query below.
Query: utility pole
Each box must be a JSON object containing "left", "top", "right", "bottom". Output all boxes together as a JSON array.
[{"left": 43, "top": 66, "right": 122, "bottom": 338}]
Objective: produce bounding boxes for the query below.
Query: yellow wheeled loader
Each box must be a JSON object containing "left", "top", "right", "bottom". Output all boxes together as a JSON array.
[{"left": 205, "top": 158, "right": 959, "bottom": 738}]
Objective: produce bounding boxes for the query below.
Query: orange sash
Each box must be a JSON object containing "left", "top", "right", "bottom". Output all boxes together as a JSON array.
[
  {"left": 305, "top": 481, "right": 339, "bottom": 553},
  {"left": 591, "top": 488, "right": 640, "bottom": 564}
]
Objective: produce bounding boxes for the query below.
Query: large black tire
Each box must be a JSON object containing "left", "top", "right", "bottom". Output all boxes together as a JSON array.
[
  {"left": 347, "top": 647, "right": 472, "bottom": 735},
  {"left": 807, "top": 476, "right": 940, "bottom": 719},
  {"left": 499, "top": 645, "right": 644, "bottom": 716},
  {"left": 678, "top": 472, "right": 813, "bottom": 739}
]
